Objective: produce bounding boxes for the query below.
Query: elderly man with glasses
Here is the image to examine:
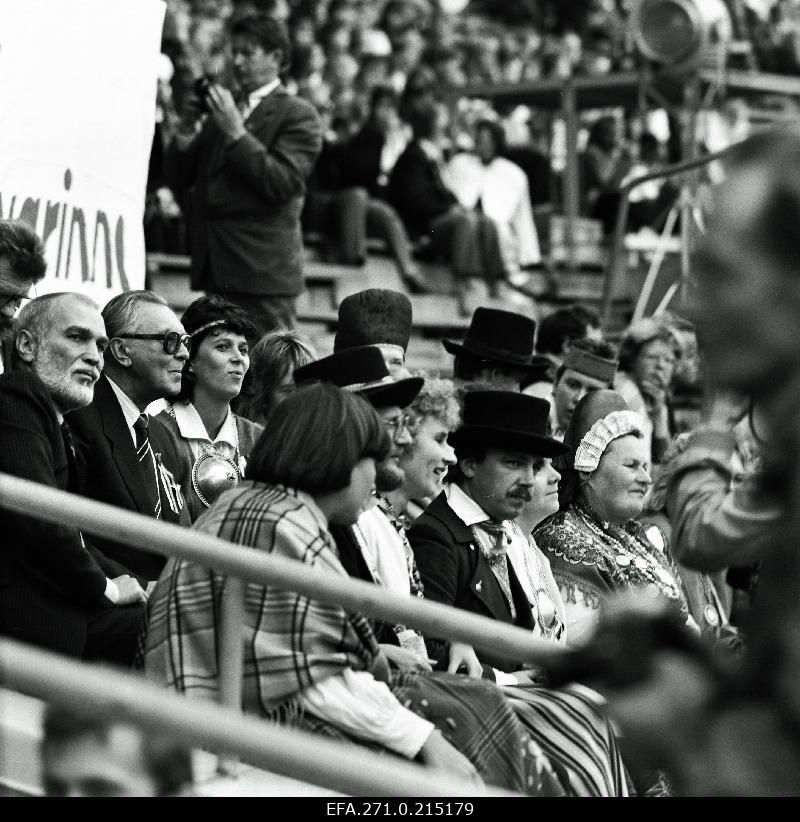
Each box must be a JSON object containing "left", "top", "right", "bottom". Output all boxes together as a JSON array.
[
  {"left": 67, "top": 291, "right": 191, "bottom": 585},
  {"left": 0, "top": 219, "right": 47, "bottom": 374}
]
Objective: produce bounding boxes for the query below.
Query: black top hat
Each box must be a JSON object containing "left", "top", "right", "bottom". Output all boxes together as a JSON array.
[
  {"left": 442, "top": 307, "right": 551, "bottom": 375},
  {"left": 294, "top": 345, "right": 423, "bottom": 409},
  {"left": 450, "top": 390, "right": 568, "bottom": 458},
  {"left": 334, "top": 289, "right": 413, "bottom": 352}
]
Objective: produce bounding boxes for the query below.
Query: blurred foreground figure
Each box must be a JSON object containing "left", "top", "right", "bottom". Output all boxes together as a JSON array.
[
  {"left": 587, "top": 130, "right": 800, "bottom": 795},
  {"left": 41, "top": 706, "right": 193, "bottom": 797}
]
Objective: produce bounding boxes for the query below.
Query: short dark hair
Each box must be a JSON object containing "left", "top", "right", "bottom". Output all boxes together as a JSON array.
[
  {"left": 370, "top": 84, "right": 398, "bottom": 115},
  {"left": 247, "top": 383, "right": 390, "bottom": 494},
  {"left": 407, "top": 99, "right": 439, "bottom": 141},
  {"left": 475, "top": 118, "right": 505, "bottom": 156},
  {"left": 177, "top": 295, "right": 257, "bottom": 401},
  {"left": 0, "top": 219, "right": 47, "bottom": 282},
  {"left": 536, "top": 305, "right": 596, "bottom": 356},
  {"left": 453, "top": 352, "right": 524, "bottom": 385},
  {"left": 231, "top": 13, "right": 291, "bottom": 70},
  {"left": 42, "top": 706, "right": 193, "bottom": 797}
]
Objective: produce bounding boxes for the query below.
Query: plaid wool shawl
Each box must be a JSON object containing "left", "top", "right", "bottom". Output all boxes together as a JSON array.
[{"left": 143, "top": 482, "right": 379, "bottom": 714}]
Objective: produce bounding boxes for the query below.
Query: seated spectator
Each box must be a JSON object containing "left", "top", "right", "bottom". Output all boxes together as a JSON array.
[
  {"left": 621, "top": 132, "right": 678, "bottom": 234},
  {"left": 41, "top": 705, "right": 193, "bottom": 797},
  {"left": 234, "top": 328, "right": 317, "bottom": 425},
  {"left": 533, "top": 304, "right": 604, "bottom": 382},
  {"left": 443, "top": 307, "right": 550, "bottom": 391},
  {"left": 504, "top": 114, "right": 555, "bottom": 211},
  {"left": 0, "top": 219, "right": 47, "bottom": 374},
  {"left": 534, "top": 390, "right": 690, "bottom": 647},
  {"left": 143, "top": 382, "right": 565, "bottom": 795},
  {"left": 549, "top": 339, "right": 618, "bottom": 440},
  {"left": 408, "top": 390, "right": 631, "bottom": 796},
  {"left": 156, "top": 296, "right": 263, "bottom": 521},
  {"left": 0, "top": 293, "right": 146, "bottom": 665},
  {"left": 444, "top": 117, "right": 541, "bottom": 283},
  {"left": 579, "top": 116, "right": 632, "bottom": 234},
  {"left": 333, "top": 288, "right": 414, "bottom": 377},
  {"left": 614, "top": 319, "right": 680, "bottom": 465},
  {"left": 387, "top": 100, "right": 507, "bottom": 315},
  {"left": 67, "top": 291, "right": 191, "bottom": 584}
]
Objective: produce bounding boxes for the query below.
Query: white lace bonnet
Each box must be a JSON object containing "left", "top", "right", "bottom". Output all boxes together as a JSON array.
[{"left": 573, "top": 409, "right": 643, "bottom": 473}]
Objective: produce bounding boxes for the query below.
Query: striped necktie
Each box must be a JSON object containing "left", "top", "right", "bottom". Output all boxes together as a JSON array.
[
  {"left": 133, "top": 414, "right": 161, "bottom": 519},
  {"left": 473, "top": 520, "right": 516, "bottom": 620}
]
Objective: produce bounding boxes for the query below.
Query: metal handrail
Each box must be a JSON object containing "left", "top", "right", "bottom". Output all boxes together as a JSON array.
[
  {"left": 0, "top": 474, "right": 559, "bottom": 668},
  {"left": 0, "top": 638, "right": 513, "bottom": 797}
]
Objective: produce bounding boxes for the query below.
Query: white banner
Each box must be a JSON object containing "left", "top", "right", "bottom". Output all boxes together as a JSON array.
[{"left": 0, "top": 0, "right": 165, "bottom": 302}]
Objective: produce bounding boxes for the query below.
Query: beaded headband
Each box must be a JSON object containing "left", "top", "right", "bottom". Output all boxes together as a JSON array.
[{"left": 573, "top": 410, "right": 643, "bottom": 473}]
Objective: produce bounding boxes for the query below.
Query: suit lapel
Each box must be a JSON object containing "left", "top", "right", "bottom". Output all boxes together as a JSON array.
[
  {"left": 95, "top": 377, "right": 154, "bottom": 516},
  {"left": 425, "top": 493, "right": 518, "bottom": 624}
]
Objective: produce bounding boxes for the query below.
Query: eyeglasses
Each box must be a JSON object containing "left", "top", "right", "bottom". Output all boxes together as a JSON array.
[
  {"left": 384, "top": 412, "right": 411, "bottom": 438},
  {"left": 116, "top": 331, "right": 191, "bottom": 355}
]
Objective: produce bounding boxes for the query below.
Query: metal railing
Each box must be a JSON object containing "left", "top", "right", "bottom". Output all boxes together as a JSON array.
[
  {"left": 0, "top": 639, "right": 514, "bottom": 797},
  {"left": 0, "top": 472, "right": 560, "bottom": 794}
]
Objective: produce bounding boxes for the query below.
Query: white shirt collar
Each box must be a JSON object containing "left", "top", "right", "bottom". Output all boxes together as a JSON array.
[
  {"left": 245, "top": 79, "right": 280, "bottom": 115},
  {"left": 106, "top": 376, "right": 144, "bottom": 444},
  {"left": 445, "top": 483, "right": 492, "bottom": 527},
  {"left": 172, "top": 401, "right": 237, "bottom": 448},
  {"left": 418, "top": 138, "right": 443, "bottom": 164}
]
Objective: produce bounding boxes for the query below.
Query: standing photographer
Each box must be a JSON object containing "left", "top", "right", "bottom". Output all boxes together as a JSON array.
[{"left": 166, "top": 14, "right": 322, "bottom": 337}]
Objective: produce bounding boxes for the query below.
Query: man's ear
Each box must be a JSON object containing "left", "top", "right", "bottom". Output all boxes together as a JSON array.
[
  {"left": 107, "top": 338, "right": 133, "bottom": 368},
  {"left": 459, "top": 456, "right": 477, "bottom": 480},
  {"left": 15, "top": 330, "right": 37, "bottom": 364}
]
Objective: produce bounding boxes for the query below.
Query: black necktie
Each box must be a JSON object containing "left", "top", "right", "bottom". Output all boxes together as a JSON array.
[
  {"left": 133, "top": 414, "right": 161, "bottom": 519},
  {"left": 60, "top": 421, "right": 78, "bottom": 490}
]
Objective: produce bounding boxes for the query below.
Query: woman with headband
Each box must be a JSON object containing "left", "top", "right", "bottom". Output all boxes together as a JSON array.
[{"left": 157, "top": 295, "right": 263, "bottom": 521}]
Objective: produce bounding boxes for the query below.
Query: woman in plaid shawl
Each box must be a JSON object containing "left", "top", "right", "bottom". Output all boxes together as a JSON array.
[{"left": 143, "top": 383, "right": 563, "bottom": 795}]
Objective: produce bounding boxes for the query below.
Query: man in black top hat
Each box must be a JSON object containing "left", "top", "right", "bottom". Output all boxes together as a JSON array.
[
  {"left": 443, "top": 307, "right": 551, "bottom": 391},
  {"left": 408, "top": 391, "right": 568, "bottom": 681},
  {"left": 294, "top": 346, "right": 436, "bottom": 669},
  {"left": 333, "top": 288, "right": 413, "bottom": 377}
]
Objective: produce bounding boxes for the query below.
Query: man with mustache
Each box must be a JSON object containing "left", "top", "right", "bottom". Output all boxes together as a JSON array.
[
  {"left": 0, "top": 219, "right": 47, "bottom": 374},
  {"left": 0, "top": 293, "right": 146, "bottom": 663},
  {"left": 408, "top": 390, "right": 568, "bottom": 681},
  {"left": 67, "top": 291, "right": 191, "bottom": 584}
]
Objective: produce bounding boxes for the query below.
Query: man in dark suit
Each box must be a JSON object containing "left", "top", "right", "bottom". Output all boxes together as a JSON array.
[
  {"left": 407, "top": 391, "right": 568, "bottom": 681},
  {"left": 67, "top": 291, "right": 190, "bottom": 584},
  {"left": 0, "top": 219, "right": 47, "bottom": 374},
  {"left": 387, "top": 100, "right": 506, "bottom": 313},
  {"left": 166, "top": 14, "right": 323, "bottom": 338},
  {"left": 0, "top": 293, "right": 146, "bottom": 663}
]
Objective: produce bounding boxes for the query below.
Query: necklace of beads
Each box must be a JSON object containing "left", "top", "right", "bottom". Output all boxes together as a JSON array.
[{"left": 575, "top": 503, "right": 683, "bottom": 603}]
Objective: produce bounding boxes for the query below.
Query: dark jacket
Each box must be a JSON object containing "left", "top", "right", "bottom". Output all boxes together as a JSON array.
[
  {"left": 387, "top": 141, "right": 457, "bottom": 236},
  {"left": 166, "top": 86, "right": 323, "bottom": 297},
  {"left": 342, "top": 122, "right": 386, "bottom": 197},
  {"left": 407, "top": 491, "right": 534, "bottom": 677},
  {"left": 0, "top": 371, "right": 132, "bottom": 655},
  {"left": 67, "top": 376, "right": 190, "bottom": 581}
]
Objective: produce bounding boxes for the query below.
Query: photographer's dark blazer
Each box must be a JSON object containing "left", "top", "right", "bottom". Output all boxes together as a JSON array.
[
  {"left": 166, "top": 86, "right": 323, "bottom": 298},
  {"left": 67, "top": 376, "right": 190, "bottom": 582},
  {"left": 0, "top": 371, "right": 139, "bottom": 657},
  {"left": 407, "top": 491, "right": 534, "bottom": 677}
]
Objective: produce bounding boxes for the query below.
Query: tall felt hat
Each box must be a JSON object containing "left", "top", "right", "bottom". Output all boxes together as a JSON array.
[
  {"left": 334, "top": 289, "right": 413, "bottom": 353},
  {"left": 562, "top": 347, "right": 618, "bottom": 386},
  {"left": 294, "top": 345, "right": 423, "bottom": 409},
  {"left": 443, "top": 307, "right": 551, "bottom": 375},
  {"left": 450, "top": 391, "right": 568, "bottom": 458}
]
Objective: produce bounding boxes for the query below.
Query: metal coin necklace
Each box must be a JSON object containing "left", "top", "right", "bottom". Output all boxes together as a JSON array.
[{"left": 191, "top": 413, "right": 242, "bottom": 508}]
